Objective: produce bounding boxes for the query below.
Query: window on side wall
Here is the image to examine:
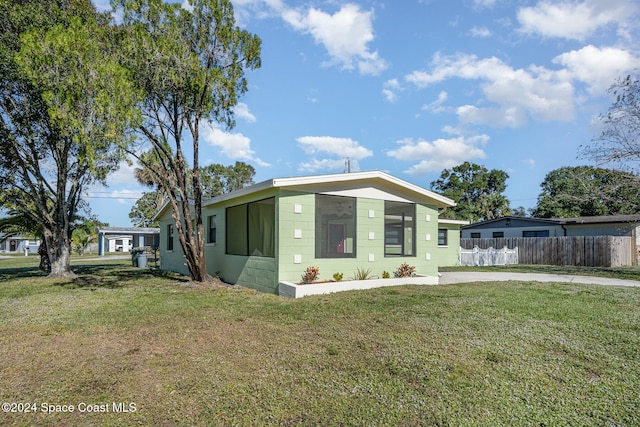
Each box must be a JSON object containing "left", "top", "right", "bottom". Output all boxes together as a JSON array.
[
  {"left": 167, "top": 224, "right": 174, "bottom": 251},
  {"left": 438, "top": 228, "right": 448, "bottom": 246},
  {"left": 208, "top": 215, "right": 217, "bottom": 244},
  {"left": 493, "top": 231, "right": 504, "bottom": 238},
  {"left": 226, "top": 198, "right": 275, "bottom": 257},
  {"left": 470, "top": 232, "right": 481, "bottom": 238},
  {"left": 523, "top": 230, "right": 549, "bottom": 237},
  {"left": 315, "top": 194, "right": 356, "bottom": 258},
  {"left": 384, "top": 201, "right": 415, "bottom": 257}
]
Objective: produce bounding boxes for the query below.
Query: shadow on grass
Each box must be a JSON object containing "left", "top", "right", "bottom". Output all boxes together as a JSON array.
[
  {"left": 0, "top": 262, "right": 190, "bottom": 289},
  {"left": 0, "top": 266, "right": 48, "bottom": 281},
  {"left": 55, "top": 264, "right": 191, "bottom": 289}
]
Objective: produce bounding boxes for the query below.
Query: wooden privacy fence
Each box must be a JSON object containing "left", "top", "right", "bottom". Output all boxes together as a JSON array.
[{"left": 460, "top": 236, "right": 637, "bottom": 267}]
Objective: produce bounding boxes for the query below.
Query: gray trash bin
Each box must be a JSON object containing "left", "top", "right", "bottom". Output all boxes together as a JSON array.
[{"left": 137, "top": 253, "right": 148, "bottom": 268}]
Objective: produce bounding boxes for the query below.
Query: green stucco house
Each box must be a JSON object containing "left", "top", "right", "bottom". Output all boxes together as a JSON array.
[{"left": 156, "top": 171, "right": 467, "bottom": 297}]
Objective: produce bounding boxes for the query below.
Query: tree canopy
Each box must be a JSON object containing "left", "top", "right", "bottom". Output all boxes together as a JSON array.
[
  {"left": 532, "top": 166, "right": 640, "bottom": 218},
  {"left": 581, "top": 73, "right": 640, "bottom": 169},
  {"left": 0, "top": 0, "right": 140, "bottom": 277},
  {"left": 430, "top": 162, "right": 511, "bottom": 223},
  {"left": 115, "top": 0, "right": 261, "bottom": 282},
  {"left": 130, "top": 161, "right": 255, "bottom": 228}
]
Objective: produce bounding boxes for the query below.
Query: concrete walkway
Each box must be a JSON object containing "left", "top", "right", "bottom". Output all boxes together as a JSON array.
[{"left": 439, "top": 271, "right": 640, "bottom": 288}]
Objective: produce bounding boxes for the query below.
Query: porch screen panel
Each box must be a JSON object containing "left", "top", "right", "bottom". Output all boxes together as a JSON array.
[
  {"left": 226, "top": 204, "right": 248, "bottom": 255},
  {"left": 384, "top": 201, "right": 415, "bottom": 257},
  {"left": 248, "top": 198, "right": 275, "bottom": 257},
  {"left": 315, "top": 194, "right": 356, "bottom": 258}
]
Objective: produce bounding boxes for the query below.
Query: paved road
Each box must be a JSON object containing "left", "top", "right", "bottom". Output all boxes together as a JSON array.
[{"left": 439, "top": 271, "right": 640, "bottom": 288}]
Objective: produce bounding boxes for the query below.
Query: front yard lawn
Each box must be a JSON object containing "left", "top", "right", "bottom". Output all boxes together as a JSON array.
[{"left": 1, "top": 260, "right": 639, "bottom": 426}]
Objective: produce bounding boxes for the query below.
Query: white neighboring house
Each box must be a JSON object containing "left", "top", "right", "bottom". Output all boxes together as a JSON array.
[
  {"left": 0, "top": 234, "right": 41, "bottom": 254},
  {"left": 106, "top": 235, "right": 133, "bottom": 253},
  {"left": 97, "top": 227, "right": 160, "bottom": 255}
]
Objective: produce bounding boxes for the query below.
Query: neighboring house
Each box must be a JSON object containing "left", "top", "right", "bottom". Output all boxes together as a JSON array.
[
  {"left": 97, "top": 227, "right": 160, "bottom": 256},
  {"left": 0, "top": 234, "right": 40, "bottom": 254},
  {"left": 156, "top": 171, "right": 467, "bottom": 295},
  {"left": 462, "top": 215, "right": 640, "bottom": 246}
]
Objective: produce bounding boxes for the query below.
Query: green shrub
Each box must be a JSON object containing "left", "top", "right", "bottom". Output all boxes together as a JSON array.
[
  {"left": 351, "top": 267, "right": 375, "bottom": 280},
  {"left": 332, "top": 272, "right": 343, "bottom": 282}
]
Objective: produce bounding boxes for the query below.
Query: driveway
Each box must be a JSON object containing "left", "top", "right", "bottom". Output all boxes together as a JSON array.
[{"left": 439, "top": 271, "right": 640, "bottom": 288}]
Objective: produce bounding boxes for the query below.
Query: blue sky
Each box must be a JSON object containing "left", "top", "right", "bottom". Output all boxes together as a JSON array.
[{"left": 89, "top": 0, "right": 640, "bottom": 226}]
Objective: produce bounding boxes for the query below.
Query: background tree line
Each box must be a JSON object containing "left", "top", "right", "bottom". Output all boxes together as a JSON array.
[{"left": 430, "top": 163, "right": 640, "bottom": 222}]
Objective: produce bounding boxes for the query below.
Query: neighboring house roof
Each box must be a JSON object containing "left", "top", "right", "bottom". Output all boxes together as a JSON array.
[
  {"left": 98, "top": 227, "right": 160, "bottom": 234},
  {"left": 463, "top": 215, "right": 640, "bottom": 230},
  {"left": 462, "top": 216, "right": 560, "bottom": 230},
  {"left": 557, "top": 214, "right": 640, "bottom": 225}
]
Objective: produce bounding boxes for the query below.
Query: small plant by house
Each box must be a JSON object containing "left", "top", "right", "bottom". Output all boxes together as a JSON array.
[
  {"left": 351, "top": 267, "right": 375, "bottom": 280},
  {"left": 301, "top": 266, "right": 320, "bottom": 284},
  {"left": 394, "top": 262, "right": 416, "bottom": 278},
  {"left": 333, "top": 272, "right": 343, "bottom": 282},
  {"left": 382, "top": 271, "right": 390, "bottom": 279}
]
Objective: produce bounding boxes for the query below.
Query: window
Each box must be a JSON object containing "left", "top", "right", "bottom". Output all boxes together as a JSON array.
[
  {"left": 438, "top": 229, "right": 448, "bottom": 246},
  {"left": 384, "top": 201, "right": 415, "bottom": 257},
  {"left": 493, "top": 231, "right": 504, "bottom": 238},
  {"left": 167, "top": 224, "right": 174, "bottom": 251},
  {"left": 315, "top": 194, "right": 356, "bottom": 258},
  {"left": 208, "top": 215, "right": 217, "bottom": 244},
  {"left": 470, "top": 232, "right": 481, "bottom": 238},
  {"left": 226, "top": 198, "right": 275, "bottom": 257},
  {"left": 523, "top": 230, "right": 549, "bottom": 237}
]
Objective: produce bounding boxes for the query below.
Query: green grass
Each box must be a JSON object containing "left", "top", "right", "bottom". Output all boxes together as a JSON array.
[
  {"left": 440, "top": 264, "right": 640, "bottom": 281},
  {"left": 1, "top": 259, "right": 639, "bottom": 426}
]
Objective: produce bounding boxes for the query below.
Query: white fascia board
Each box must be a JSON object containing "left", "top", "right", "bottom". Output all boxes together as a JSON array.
[
  {"left": 438, "top": 219, "right": 470, "bottom": 225},
  {"left": 201, "top": 170, "right": 455, "bottom": 208}
]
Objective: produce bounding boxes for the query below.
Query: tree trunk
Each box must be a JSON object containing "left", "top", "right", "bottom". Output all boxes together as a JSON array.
[
  {"left": 46, "top": 229, "right": 76, "bottom": 279},
  {"left": 38, "top": 239, "right": 51, "bottom": 272}
]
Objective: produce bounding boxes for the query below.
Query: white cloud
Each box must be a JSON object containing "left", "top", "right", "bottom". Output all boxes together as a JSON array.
[
  {"left": 382, "top": 79, "right": 403, "bottom": 103},
  {"left": 201, "top": 123, "right": 270, "bottom": 167},
  {"left": 296, "top": 136, "right": 372, "bottom": 172},
  {"left": 552, "top": 45, "right": 640, "bottom": 95},
  {"left": 406, "top": 53, "right": 577, "bottom": 126},
  {"left": 298, "top": 158, "right": 348, "bottom": 173},
  {"left": 233, "top": 102, "right": 257, "bottom": 123},
  {"left": 111, "top": 189, "right": 141, "bottom": 204},
  {"left": 106, "top": 158, "right": 138, "bottom": 186},
  {"left": 469, "top": 26, "right": 492, "bottom": 38},
  {"left": 282, "top": 4, "right": 387, "bottom": 75},
  {"left": 422, "top": 91, "right": 449, "bottom": 113},
  {"left": 516, "top": 0, "right": 637, "bottom": 41},
  {"left": 386, "top": 135, "right": 488, "bottom": 175},
  {"left": 473, "top": 0, "right": 497, "bottom": 8}
]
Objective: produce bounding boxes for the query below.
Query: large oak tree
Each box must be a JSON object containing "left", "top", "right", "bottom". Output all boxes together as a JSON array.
[
  {"left": 0, "top": 0, "right": 140, "bottom": 277},
  {"left": 532, "top": 166, "right": 640, "bottom": 218},
  {"left": 430, "top": 162, "right": 511, "bottom": 223}
]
